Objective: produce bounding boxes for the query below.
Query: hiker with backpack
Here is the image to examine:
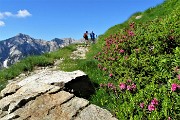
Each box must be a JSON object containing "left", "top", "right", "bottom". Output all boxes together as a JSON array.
[
  {"left": 83, "top": 31, "right": 89, "bottom": 46},
  {"left": 90, "top": 31, "right": 96, "bottom": 44}
]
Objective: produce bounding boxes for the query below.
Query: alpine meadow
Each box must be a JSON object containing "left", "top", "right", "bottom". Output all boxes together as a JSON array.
[{"left": 0, "top": 0, "right": 180, "bottom": 119}]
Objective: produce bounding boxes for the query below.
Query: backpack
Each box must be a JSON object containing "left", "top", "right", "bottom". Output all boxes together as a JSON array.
[{"left": 83, "top": 33, "right": 88, "bottom": 39}]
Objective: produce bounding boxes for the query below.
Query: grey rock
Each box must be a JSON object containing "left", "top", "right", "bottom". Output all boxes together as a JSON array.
[
  {"left": 0, "top": 70, "right": 117, "bottom": 120},
  {"left": 75, "top": 104, "right": 117, "bottom": 120},
  {"left": 135, "top": 15, "right": 142, "bottom": 19},
  {"left": 0, "top": 82, "right": 21, "bottom": 98},
  {"left": 1, "top": 91, "right": 74, "bottom": 120},
  {"left": 0, "top": 81, "right": 61, "bottom": 114}
]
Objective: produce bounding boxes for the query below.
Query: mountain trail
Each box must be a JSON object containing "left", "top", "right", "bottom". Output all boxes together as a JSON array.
[
  {"left": 70, "top": 45, "right": 89, "bottom": 59},
  {"left": 0, "top": 44, "right": 118, "bottom": 120},
  {"left": 9, "top": 44, "right": 89, "bottom": 83}
]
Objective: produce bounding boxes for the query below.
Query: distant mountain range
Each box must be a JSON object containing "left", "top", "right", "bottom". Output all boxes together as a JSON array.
[{"left": 0, "top": 33, "right": 77, "bottom": 69}]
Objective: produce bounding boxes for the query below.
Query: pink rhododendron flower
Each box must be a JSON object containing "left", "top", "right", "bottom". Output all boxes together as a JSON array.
[
  {"left": 124, "top": 56, "right": 129, "bottom": 60},
  {"left": 119, "top": 49, "right": 125, "bottom": 54},
  {"left": 119, "top": 83, "right": 126, "bottom": 90},
  {"left": 128, "top": 30, "right": 135, "bottom": 36},
  {"left": 111, "top": 86, "right": 117, "bottom": 91},
  {"left": 148, "top": 104, "right": 156, "bottom": 112},
  {"left": 169, "top": 36, "right": 174, "bottom": 40},
  {"left": 126, "top": 79, "right": 132, "bottom": 83},
  {"left": 171, "top": 83, "right": 178, "bottom": 92},
  {"left": 98, "top": 64, "right": 102, "bottom": 69},
  {"left": 103, "top": 67, "right": 107, "bottom": 71},
  {"left": 127, "top": 85, "right": 131, "bottom": 91},
  {"left": 140, "top": 102, "right": 144, "bottom": 109},
  {"left": 130, "top": 22, "right": 135, "bottom": 28},
  {"left": 109, "top": 73, "right": 113, "bottom": 77},
  {"left": 131, "top": 83, "right": 136, "bottom": 90},
  {"left": 100, "top": 83, "right": 103, "bottom": 87},
  {"left": 174, "top": 66, "right": 179, "bottom": 72},
  {"left": 107, "top": 83, "right": 113, "bottom": 88},
  {"left": 177, "top": 74, "right": 180, "bottom": 80},
  {"left": 135, "top": 48, "right": 140, "bottom": 53},
  {"left": 151, "top": 98, "right": 158, "bottom": 105},
  {"left": 122, "top": 36, "right": 127, "bottom": 39}
]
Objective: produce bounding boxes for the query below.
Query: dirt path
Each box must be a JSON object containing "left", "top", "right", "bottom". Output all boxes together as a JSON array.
[
  {"left": 9, "top": 45, "right": 89, "bottom": 82},
  {"left": 70, "top": 45, "right": 89, "bottom": 59}
]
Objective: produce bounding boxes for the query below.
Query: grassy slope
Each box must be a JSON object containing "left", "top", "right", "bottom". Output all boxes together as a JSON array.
[{"left": 84, "top": 0, "right": 180, "bottom": 119}]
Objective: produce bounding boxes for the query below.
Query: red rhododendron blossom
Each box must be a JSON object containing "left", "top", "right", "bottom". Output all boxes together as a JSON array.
[
  {"left": 174, "top": 66, "right": 179, "bottom": 72},
  {"left": 127, "top": 85, "right": 131, "bottom": 91},
  {"left": 128, "top": 30, "right": 135, "bottom": 36},
  {"left": 112, "top": 86, "right": 117, "bottom": 91},
  {"left": 130, "top": 23, "right": 134, "bottom": 29},
  {"left": 119, "top": 49, "right": 125, "bottom": 54},
  {"left": 171, "top": 83, "right": 178, "bottom": 91},
  {"left": 148, "top": 104, "right": 156, "bottom": 112},
  {"left": 135, "top": 48, "right": 140, "bottom": 53},
  {"left": 100, "top": 83, "right": 103, "bottom": 87},
  {"left": 126, "top": 79, "right": 132, "bottom": 83},
  {"left": 151, "top": 98, "right": 158, "bottom": 105},
  {"left": 124, "top": 56, "right": 129, "bottom": 60},
  {"left": 103, "top": 67, "right": 107, "bottom": 71},
  {"left": 119, "top": 83, "right": 126, "bottom": 90},
  {"left": 140, "top": 102, "right": 144, "bottom": 109},
  {"left": 131, "top": 83, "right": 136, "bottom": 90},
  {"left": 122, "top": 36, "right": 127, "bottom": 39},
  {"left": 177, "top": 74, "right": 180, "bottom": 80},
  {"left": 169, "top": 36, "right": 174, "bottom": 40},
  {"left": 108, "top": 83, "right": 113, "bottom": 88},
  {"left": 98, "top": 64, "right": 102, "bottom": 69},
  {"left": 109, "top": 73, "right": 113, "bottom": 77}
]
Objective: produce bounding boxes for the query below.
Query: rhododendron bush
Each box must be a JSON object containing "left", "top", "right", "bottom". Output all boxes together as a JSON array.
[{"left": 92, "top": 1, "right": 180, "bottom": 119}]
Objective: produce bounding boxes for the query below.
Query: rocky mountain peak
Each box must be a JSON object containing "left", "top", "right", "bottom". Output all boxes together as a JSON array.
[
  {"left": 0, "top": 33, "right": 76, "bottom": 69},
  {"left": 15, "top": 33, "right": 32, "bottom": 41}
]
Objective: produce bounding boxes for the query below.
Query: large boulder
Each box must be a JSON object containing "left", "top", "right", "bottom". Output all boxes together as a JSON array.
[{"left": 0, "top": 70, "right": 117, "bottom": 120}]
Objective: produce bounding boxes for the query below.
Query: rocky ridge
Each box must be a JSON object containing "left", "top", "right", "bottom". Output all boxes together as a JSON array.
[{"left": 0, "top": 33, "right": 76, "bottom": 69}]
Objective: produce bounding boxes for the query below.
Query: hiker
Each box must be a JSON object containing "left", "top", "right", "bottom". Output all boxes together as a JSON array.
[
  {"left": 90, "top": 31, "right": 95, "bottom": 44},
  {"left": 83, "top": 31, "right": 89, "bottom": 46}
]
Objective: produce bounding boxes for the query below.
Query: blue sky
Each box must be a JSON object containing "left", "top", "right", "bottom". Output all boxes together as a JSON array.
[{"left": 0, "top": 0, "right": 164, "bottom": 41}]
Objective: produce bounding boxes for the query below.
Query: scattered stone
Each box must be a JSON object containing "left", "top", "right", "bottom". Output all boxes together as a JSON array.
[
  {"left": 135, "top": 15, "right": 142, "bottom": 19},
  {"left": 70, "top": 45, "right": 88, "bottom": 59}
]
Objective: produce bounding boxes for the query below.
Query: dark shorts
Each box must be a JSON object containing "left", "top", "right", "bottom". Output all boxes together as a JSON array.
[{"left": 84, "top": 37, "right": 88, "bottom": 40}]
